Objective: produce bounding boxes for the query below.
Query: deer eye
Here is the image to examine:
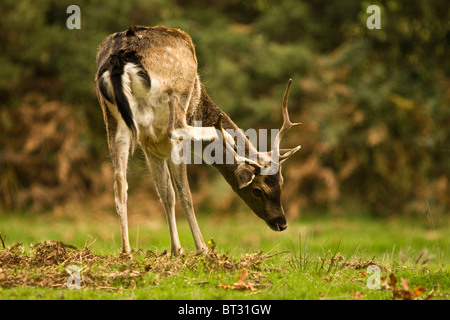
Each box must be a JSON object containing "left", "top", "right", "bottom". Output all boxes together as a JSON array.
[{"left": 252, "top": 188, "right": 263, "bottom": 198}]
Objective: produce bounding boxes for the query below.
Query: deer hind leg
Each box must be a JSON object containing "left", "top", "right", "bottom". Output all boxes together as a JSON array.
[
  {"left": 168, "top": 161, "right": 207, "bottom": 253},
  {"left": 106, "top": 117, "right": 132, "bottom": 254},
  {"left": 144, "top": 151, "right": 183, "bottom": 255}
]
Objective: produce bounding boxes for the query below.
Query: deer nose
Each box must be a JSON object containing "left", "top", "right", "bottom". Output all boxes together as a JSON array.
[
  {"left": 268, "top": 217, "right": 288, "bottom": 231},
  {"left": 278, "top": 223, "right": 288, "bottom": 231}
]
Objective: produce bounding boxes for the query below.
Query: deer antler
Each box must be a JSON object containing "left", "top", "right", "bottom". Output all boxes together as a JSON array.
[
  {"left": 214, "top": 113, "right": 265, "bottom": 168},
  {"left": 272, "top": 79, "right": 301, "bottom": 164},
  {"left": 214, "top": 79, "right": 300, "bottom": 169}
]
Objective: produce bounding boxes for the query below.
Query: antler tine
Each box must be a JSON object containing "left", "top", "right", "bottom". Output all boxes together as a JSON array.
[
  {"left": 279, "top": 79, "right": 301, "bottom": 140},
  {"left": 214, "top": 113, "right": 227, "bottom": 151}
]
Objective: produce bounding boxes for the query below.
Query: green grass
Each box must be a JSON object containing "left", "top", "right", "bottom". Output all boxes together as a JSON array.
[{"left": 0, "top": 208, "right": 448, "bottom": 300}]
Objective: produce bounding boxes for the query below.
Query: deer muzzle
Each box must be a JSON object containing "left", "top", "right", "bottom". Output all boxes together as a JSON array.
[{"left": 267, "top": 216, "right": 288, "bottom": 231}]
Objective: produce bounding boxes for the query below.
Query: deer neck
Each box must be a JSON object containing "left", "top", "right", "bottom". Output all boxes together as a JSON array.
[
  {"left": 187, "top": 84, "right": 255, "bottom": 189},
  {"left": 186, "top": 84, "right": 233, "bottom": 129}
]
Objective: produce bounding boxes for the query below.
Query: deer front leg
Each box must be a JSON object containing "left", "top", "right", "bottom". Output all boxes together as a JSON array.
[
  {"left": 166, "top": 95, "right": 206, "bottom": 252},
  {"left": 144, "top": 152, "right": 183, "bottom": 256},
  {"left": 168, "top": 161, "right": 207, "bottom": 253}
]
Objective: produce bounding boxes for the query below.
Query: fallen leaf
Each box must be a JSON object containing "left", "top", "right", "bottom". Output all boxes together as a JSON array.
[
  {"left": 237, "top": 269, "right": 248, "bottom": 283},
  {"left": 352, "top": 290, "right": 365, "bottom": 300},
  {"left": 389, "top": 273, "right": 397, "bottom": 290},
  {"left": 401, "top": 277, "right": 410, "bottom": 291},
  {"left": 412, "top": 285, "right": 426, "bottom": 297},
  {"left": 219, "top": 268, "right": 258, "bottom": 292}
]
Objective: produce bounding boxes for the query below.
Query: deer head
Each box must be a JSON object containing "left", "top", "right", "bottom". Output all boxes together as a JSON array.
[
  {"left": 169, "top": 79, "right": 300, "bottom": 232},
  {"left": 213, "top": 79, "right": 301, "bottom": 231}
]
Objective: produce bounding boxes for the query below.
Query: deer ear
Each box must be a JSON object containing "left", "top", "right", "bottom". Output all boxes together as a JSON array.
[
  {"left": 235, "top": 164, "right": 255, "bottom": 189},
  {"left": 279, "top": 146, "right": 301, "bottom": 164}
]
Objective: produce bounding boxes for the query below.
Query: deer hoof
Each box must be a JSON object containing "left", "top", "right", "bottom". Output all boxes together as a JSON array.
[{"left": 171, "top": 246, "right": 185, "bottom": 256}]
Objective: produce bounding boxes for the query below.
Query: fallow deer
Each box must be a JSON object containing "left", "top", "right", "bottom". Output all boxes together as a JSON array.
[{"left": 95, "top": 25, "right": 301, "bottom": 255}]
